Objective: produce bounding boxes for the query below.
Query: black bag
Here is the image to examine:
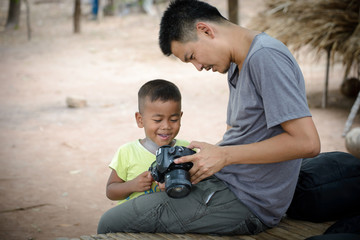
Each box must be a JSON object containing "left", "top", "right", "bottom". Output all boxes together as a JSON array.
[
  {"left": 287, "top": 152, "right": 360, "bottom": 222},
  {"left": 305, "top": 216, "right": 360, "bottom": 240},
  {"left": 305, "top": 233, "right": 360, "bottom": 240},
  {"left": 324, "top": 215, "right": 360, "bottom": 234}
]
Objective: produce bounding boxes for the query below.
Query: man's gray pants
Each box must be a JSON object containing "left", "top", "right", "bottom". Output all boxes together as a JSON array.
[{"left": 97, "top": 176, "right": 268, "bottom": 235}]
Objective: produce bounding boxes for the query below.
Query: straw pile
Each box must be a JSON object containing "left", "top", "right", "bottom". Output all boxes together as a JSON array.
[{"left": 249, "top": 0, "right": 359, "bottom": 78}]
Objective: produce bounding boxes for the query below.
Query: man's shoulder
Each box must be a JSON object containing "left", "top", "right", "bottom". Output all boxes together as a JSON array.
[{"left": 251, "top": 33, "right": 289, "bottom": 56}]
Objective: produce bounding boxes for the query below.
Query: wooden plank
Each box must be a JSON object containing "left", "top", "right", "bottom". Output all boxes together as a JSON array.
[
  {"left": 137, "top": 233, "right": 169, "bottom": 239},
  {"left": 282, "top": 218, "right": 330, "bottom": 233},
  {"left": 80, "top": 236, "right": 96, "bottom": 240},
  {"left": 90, "top": 234, "right": 109, "bottom": 240},
  {"left": 277, "top": 221, "right": 315, "bottom": 238},
  {"left": 170, "top": 233, "right": 207, "bottom": 239},
  {"left": 106, "top": 233, "right": 134, "bottom": 240},
  {"left": 265, "top": 225, "right": 305, "bottom": 240},
  {"left": 298, "top": 221, "right": 329, "bottom": 232},
  {"left": 126, "top": 233, "right": 152, "bottom": 239},
  {"left": 206, "top": 235, "right": 244, "bottom": 240},
  {"left": 219, "top": 235, "right": 256, "bottom": 240},
  {"left": 249, "top": 231, "right": 279, "bottom": 240},
  {"left": 78, "top": 218, "right": 336, "bottom": 239},
  {"left": 156, "top": 233, "right": 184, "bottom": 239}
]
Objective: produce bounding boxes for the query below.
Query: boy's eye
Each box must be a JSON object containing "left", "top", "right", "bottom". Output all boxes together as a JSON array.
[
  {"left": 153, "top": 119, "right": 161, "bottom": 123},
  {"left": 170, "top": 118, "right": 179, "bottom": 122}
]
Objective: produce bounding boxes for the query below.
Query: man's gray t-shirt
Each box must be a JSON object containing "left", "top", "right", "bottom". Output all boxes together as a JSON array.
[{"left": 215, "top": 33, "right": 311, "bottom": 227}]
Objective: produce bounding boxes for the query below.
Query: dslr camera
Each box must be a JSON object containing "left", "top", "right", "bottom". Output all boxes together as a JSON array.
[{"left": 149, "top": 145, "right": 195, "bottom": 198}]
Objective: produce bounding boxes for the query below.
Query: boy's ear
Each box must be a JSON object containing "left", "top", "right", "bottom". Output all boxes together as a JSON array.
[
  {"left": 196, "top": 22, "right": 215, "bottom": 39},
  {"left": 135, "top": 112, "right": 144, "bottom": 128}
]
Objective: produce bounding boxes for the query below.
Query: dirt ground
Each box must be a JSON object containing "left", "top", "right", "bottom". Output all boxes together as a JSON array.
[{"left": 0, "top": 1, "right": 359, "bottom": 240}]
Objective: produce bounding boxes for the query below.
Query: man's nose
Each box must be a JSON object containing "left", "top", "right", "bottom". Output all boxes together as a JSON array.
[{"left": 191, "top": 61, "right": 203, "bottom": 71}]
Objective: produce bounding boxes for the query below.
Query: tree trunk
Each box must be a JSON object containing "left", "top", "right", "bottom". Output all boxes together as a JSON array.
[
  {"left": 6, "top": 0, "right": 21, "bottom": 30},
  {"left": 74, "top": 0, "right": 81, "bottom": 33},
  {"left": 228, "top": 0, "right": 238, "bottom": 24},
  {"left": 24, "top": 0, "right": 31, "bottom": 40}
]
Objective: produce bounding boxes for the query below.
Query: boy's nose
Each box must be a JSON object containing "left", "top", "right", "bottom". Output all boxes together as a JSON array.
[{"left": 161, "top": 121, "right": 171, "bottom": 129}]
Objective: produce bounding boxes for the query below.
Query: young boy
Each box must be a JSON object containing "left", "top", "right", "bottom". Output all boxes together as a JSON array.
[{"left": 105, "top": 79, "right": 189, "bottom": 205}]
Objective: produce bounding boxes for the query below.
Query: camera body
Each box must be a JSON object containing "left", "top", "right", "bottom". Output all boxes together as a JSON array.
[{"left": 149, "top": 145, "right": 195, "bottom": 198}]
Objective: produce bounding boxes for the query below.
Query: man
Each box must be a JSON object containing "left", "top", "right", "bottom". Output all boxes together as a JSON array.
[{"left": 98, "top": 0, "right": 320, "bottom": 235}]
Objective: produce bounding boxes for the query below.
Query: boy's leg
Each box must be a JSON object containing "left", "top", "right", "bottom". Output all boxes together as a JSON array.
[{"left": 97, "top": 176, "right": 267, "bottom": 235}]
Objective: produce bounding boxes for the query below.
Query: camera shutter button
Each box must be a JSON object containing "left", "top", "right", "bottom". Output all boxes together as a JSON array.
[{"left": 169, "top": 147, "right": 176, "bottom": 155}]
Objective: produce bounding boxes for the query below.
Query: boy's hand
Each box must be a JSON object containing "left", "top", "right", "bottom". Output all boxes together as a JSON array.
[
  {"left": 155, "top": 181, "right": 166, "bottom": 192},
  {"left": 131, "top": 171, "right": 153, "bottom": 192}
]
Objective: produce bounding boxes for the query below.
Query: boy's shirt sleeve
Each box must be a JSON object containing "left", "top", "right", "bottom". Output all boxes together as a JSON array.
[{"left": 109, "top": 147, "right": 128, "bottom": 181}]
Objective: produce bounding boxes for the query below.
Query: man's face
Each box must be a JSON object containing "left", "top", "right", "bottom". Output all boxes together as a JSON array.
[
  {"left": 136, "top": 98, "right": 182, "bottom": 147},
  {"left": 171, "top": 34, "right": 231, "bottom": 74}
]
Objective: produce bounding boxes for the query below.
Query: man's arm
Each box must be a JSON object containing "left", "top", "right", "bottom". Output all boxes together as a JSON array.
[{"left": 175, "top": 116, "right": 320, "bottom": 184}]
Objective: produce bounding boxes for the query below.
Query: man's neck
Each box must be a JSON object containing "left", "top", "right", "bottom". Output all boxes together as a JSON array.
[{"left": 230, "top": 26, "right": 261, "bottom": 71}]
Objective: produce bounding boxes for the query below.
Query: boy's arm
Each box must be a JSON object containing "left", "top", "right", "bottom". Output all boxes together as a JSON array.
[
  {"left": 175, "top": 116, "right": 320, "bottom": 184},
  {"left": 106, "top": 169, "right": 153, "bottom": 201}
]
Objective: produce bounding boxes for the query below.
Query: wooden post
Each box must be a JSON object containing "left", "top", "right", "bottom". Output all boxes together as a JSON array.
[
  {"left": 6, "top": 0, "right": 21, "bottom": 29},
  {"left": 74, "top": 0, "right": 81, "bottom": 33},
  {"left": 228, "top": 0, "right": 239, "bottom": 24},
  {"left": 23, "top": 0, "right": 31, "bottom": 40},
  {"left": 322, "top": 47, "right": 331, "bottom": 108},
  {"left": 343, "top": 92, "right": 360, "bottom": 137}
]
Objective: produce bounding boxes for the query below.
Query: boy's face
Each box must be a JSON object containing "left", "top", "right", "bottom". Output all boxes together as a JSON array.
[{"left": 136, "top": 98, "right": 182, "bottom": 147}]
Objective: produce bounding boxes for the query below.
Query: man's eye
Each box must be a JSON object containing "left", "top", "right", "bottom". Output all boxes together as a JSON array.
[{"left": 190, "top": 54, "right": 194, "bottom": 60}]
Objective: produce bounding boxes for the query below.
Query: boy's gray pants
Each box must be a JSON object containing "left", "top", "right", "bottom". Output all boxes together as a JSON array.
[{"left": 97, "top": 176, "right": 268, "bottom": 235}]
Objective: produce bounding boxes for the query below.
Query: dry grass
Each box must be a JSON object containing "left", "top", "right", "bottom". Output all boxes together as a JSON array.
[{"left": 249, "top": 0, "right": 359, "bottom": 78}]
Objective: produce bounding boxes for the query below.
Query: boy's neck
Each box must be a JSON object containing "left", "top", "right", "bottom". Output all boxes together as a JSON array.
[{"left": 140, "top": 138, "right": 175, "bottom": 154}]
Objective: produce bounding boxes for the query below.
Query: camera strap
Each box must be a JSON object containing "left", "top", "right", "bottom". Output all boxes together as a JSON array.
[{"left": 140, "top": 138, "right": 175, "bottom": 155}]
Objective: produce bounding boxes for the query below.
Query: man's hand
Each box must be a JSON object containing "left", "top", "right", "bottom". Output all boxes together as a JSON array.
[
  {"left": 130, "top": 171, "right": 153, "bottom": 192},
  {"left": 174, "top": 141, "right": 227, "bottom": 184}
]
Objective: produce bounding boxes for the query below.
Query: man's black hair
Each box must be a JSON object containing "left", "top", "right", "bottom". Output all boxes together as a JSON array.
[
  {"left": 159, "top": 0, "right": 227, "bottom": 56},
  {"left": 138, "top": 79, "right": 182, "bottom": 112}
]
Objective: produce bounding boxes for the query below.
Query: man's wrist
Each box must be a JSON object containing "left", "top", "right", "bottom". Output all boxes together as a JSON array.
[{"left": 220, "top": 146, "right": 230, "bottom": 167}]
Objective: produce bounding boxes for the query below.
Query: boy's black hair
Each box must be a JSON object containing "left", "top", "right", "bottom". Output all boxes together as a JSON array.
[
  {"left": 138, "top": 79, "right": 181, "bottom": 112},
  {"left": 159, "top": 0, "right": 227, "bottom": 56}
]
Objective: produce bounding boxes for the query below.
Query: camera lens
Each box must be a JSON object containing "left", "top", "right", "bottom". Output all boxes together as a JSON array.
[{"left": 165, "top": 169, "right": 192, "bottom": 198}]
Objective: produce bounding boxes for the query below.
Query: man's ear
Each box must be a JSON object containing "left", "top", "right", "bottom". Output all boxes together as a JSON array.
[
  {"left": 180, "top": 111, "right": 183, "bottom": 126},
  {"left": 196, "top": 22, "right": 215, "bottom": 39},
  {"left": 135, "top": 112, "right": 144, "bottom": 128}
]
